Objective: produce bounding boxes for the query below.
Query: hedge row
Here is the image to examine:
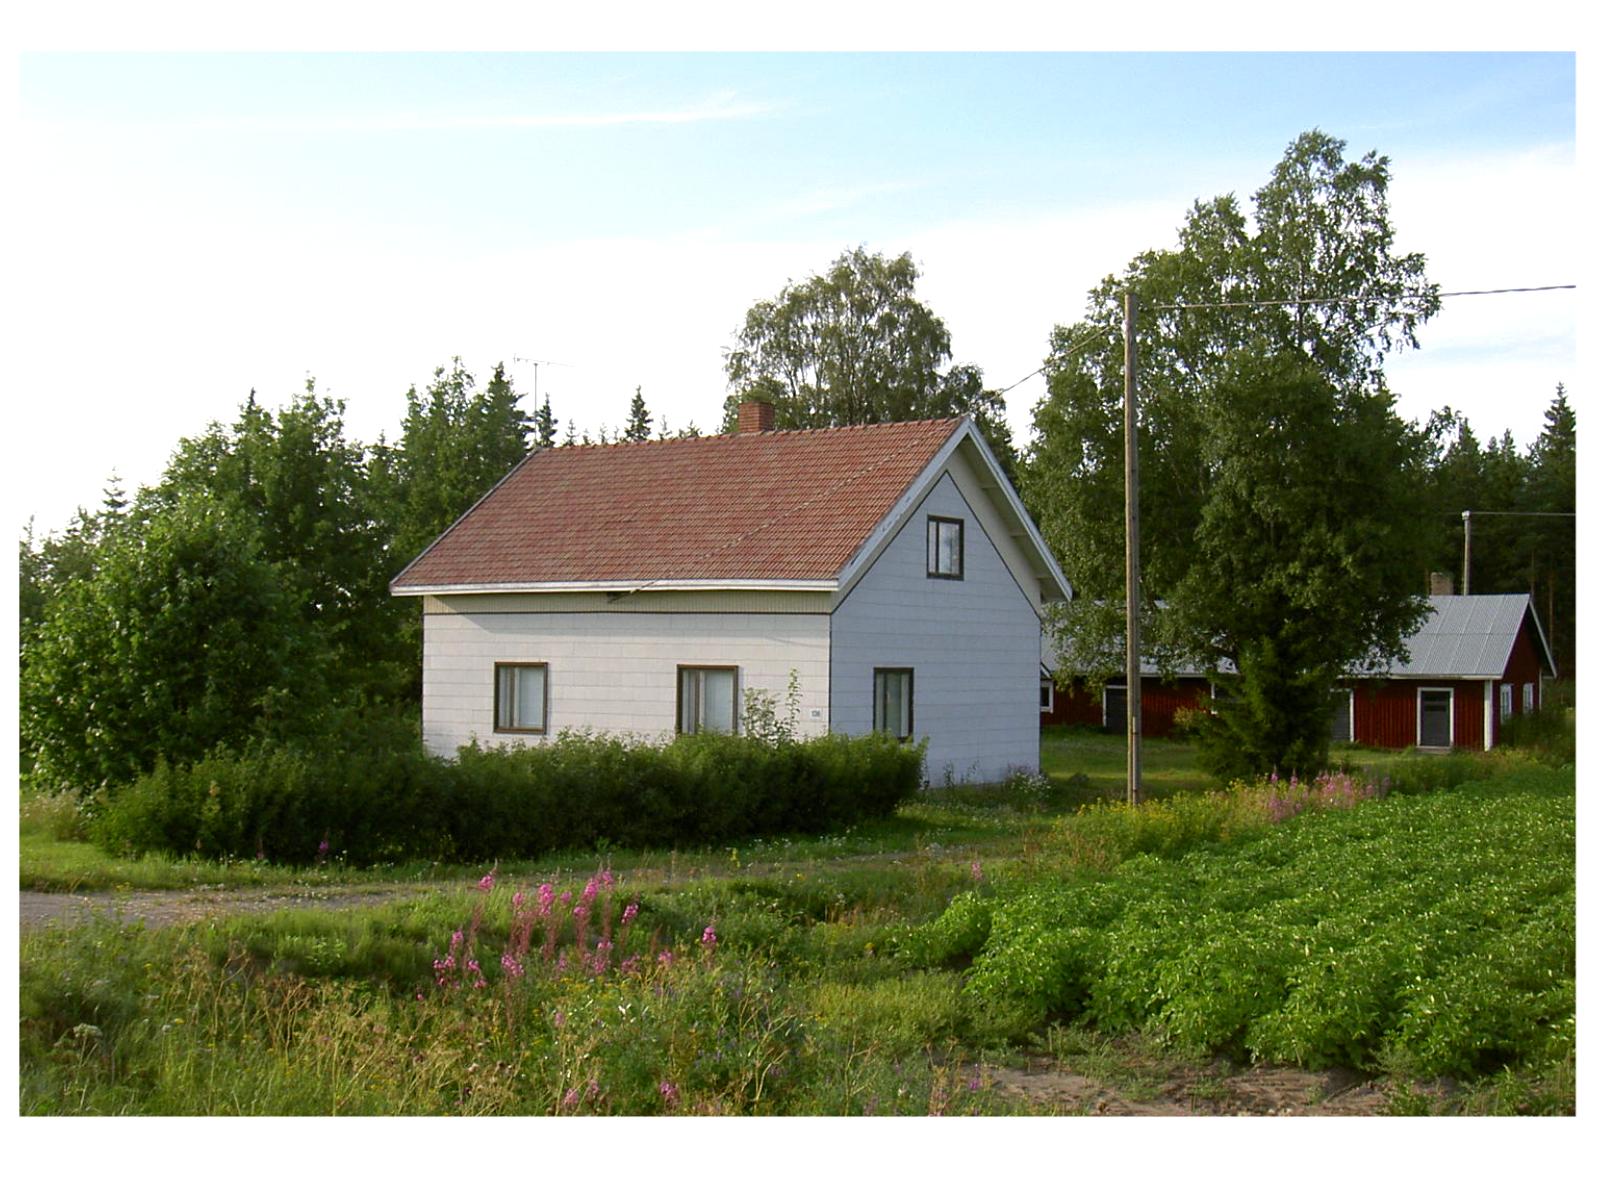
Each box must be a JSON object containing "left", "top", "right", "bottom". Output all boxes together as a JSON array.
[{"left": 89, "top": 730, "right": 926, "bottom": 864}]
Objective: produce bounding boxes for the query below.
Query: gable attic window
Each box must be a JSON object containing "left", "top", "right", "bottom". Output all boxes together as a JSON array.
[
  {"left": 874, "top": 668, "right": 914, "bottom": 740},
  {"left": 679, "top": 666, "right": 738, "bottom": 734},
  {"left": 495, "top": 663, "right": 548, "bottom": 733},
  {"left": 927, "top": 516, "right": 964, "bottom": 579}
]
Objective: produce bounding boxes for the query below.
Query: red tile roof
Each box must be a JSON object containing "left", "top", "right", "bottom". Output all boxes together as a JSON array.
[{"left": 392, "top": 418, "right": 964, "bottom": 591}]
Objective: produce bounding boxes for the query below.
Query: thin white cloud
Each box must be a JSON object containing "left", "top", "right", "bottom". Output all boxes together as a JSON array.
[{"left": 37, "top": 89, "right": 779, "bottom": 133}]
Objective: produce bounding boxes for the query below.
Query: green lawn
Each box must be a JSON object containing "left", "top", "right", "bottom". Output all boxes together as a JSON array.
[{"left": 1040, "top": 726, "right": 1213, "bottom": 798}]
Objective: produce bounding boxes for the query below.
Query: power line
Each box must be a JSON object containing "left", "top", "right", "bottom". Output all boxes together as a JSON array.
[
  {"left": 996, "top": 283, "right": 1571, "bottom": 396},
  {"left": 1150, "top": 284, "right": 1574, "bottom": 312},
  {"left": 998, "top": 328, "right": 1108, "bottom": 395}
]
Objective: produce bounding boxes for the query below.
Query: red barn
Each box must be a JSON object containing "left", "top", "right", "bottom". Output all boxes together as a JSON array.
[
  {"left": 1337, "top": 593, "right": 1556, "bottom": 751},
  {"left": 1042, "top": 594, "right": 1555, "bottom": 751}
]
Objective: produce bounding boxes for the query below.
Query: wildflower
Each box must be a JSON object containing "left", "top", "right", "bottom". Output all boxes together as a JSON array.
[
  {"left": 562, "top": 1087, "right": 580, "bottom": 1108},
  {"left": 582, "top": 877, "right": 600, "bottom": 904},
  {"left": 971, "top": 860, "right": 984, "bottom": 884},
  {"left": 501, "top": 952, "right": 525, "bottom": 979},
  {"left": 701, "top": 924, "right": 718, "bottom": 948},
  {"left": 450, "top": 929, "right": 464, "bottom": 949},
  {"left": 477, "top": 871, "right": 496, "bottom": 892},
  {"left": 537, "top": 883, "right": 555, "bottom": 916},
  {"left": 586, "top": 1079, "right": 600, "bottom": 1102},
  {"left": 600, "top": 870, "right": 615, "bottom": 891},
  {"left": 621, "top": 902, "right": 639, "bottom": 926},
  {"left": 659, "top": 1079, "right": 680, "bottom": 1108},
  {"left": 552, "top": 1010, "right": 566, "bottom": 1028},
  {"left": 513, "top": 891, "right": 527, "bottom": 911},
  {"left": 658, "top": 950, "right": 675, "bottom": 967},
  {"left": 559, "top": 890, "right": 572, "bottom": 906}
]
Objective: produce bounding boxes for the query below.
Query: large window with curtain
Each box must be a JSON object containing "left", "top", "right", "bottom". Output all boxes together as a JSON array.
[{"left": 678, "top": 666, "right": 738, "bottom": 734}]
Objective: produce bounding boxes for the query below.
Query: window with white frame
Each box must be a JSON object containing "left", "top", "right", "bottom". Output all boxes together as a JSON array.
[
  {"left": 926, "top": 516, "right": 964, "bottom": 579},
  {"left": 874, "top": 668, "right": 914, "bottom": 740},
  {"left": 678, "top": 666, "right": 738, "bottom": 734},
  {"left": 495, "top": 663, "right": 548, "bottom": 733},
  {"left": 1040, "top": 676, "right": 1054, "bottom": 713},
  {"left": 1500, "top": 683, "right": 1513, "bottom": 719},
  {"left": 1523, "top": 682, "right": 1535, "bottom": 712}
]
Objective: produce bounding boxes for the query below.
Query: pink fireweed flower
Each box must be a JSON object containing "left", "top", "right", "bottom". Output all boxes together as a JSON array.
[
  {"left": 659, "top": 1080, "right": 680, "bottom": 1108},
  {"left": 586, "top": 1079, "right": 600, "bottom": 1102},
  {"left": 552, "top": 1010, "right": 566, "bottom": 1028},
  {"left": 450, "top": 929, "right": 464, "bottom": 949},
  {"left": 701, "top": 924, "right": 718, "bottom": 948},
  {"left": 562, "top": 1087, "right": 580, "bottom": 1108},
  {"left": 658, "top": 950, "right": 675, "bottom": 967},
  {"left": 501, "top": 952, "right": 525, "bottom": 979},
  {"left": 477, "top": 872, "right": 496, "bottom": 892},
  {"left": 537, "top": 883, "right": 555, "bottom": 916},
  {"left": 971, "top": 860, "right": 984, "bottom": 883},
  {"left": 601, "top": 870, "right": 615, "bottom": 891},
  {"left": 582, "top": 878, "right": 600, "bottom": 904},
  {"left": 573, "top": 904, "right": 588, "bottom": 920},
  {"left": 513, "top": 891, "right": 527, "bottom": 911},
  {"left": 559, "top": 890, "right": 572, "bottom": 906},
  {"left": 622, "top": 903, "right": 639, "bottom": 926}
]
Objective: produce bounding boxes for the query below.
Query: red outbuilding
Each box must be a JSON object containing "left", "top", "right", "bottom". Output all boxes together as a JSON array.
[{"left": 1042, "top": 594, "right": 1556, "bottom": 751}]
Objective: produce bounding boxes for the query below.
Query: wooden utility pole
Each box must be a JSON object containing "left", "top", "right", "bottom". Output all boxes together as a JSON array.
[
  {"left": 1124, "top": 293, "right": 1142, "bottom": 805},
  {"left": 1462, "top": 510, "right": 1472, "bottom": 595}
]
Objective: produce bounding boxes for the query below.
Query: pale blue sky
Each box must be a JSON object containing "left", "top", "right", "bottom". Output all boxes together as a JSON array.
[{"left": 13, "top": 51, "right": 1579, "bottom": 536}]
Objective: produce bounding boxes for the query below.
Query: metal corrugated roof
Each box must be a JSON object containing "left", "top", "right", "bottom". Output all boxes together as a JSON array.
[
  {"left": 1045, "top": 593, "right": 1545, "bottom": 682},
  {"left": 1380, "top": 593, "right": 1538, "bottom": 678}
]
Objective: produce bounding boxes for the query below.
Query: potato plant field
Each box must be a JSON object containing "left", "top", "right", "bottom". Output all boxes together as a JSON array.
[{"left": 914, "top": 764, "right": 1575, "bottom": 1079}]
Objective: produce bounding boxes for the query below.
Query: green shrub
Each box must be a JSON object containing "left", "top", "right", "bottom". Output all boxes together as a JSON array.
[
  {"left": 1498, "top": 703, "right": 1575, "bottom": 763},
  {"left": 93, "top": 724, "right": 926, "bottom": 864}
]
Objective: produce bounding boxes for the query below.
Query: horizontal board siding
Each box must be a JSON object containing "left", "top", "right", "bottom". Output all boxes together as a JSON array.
[
  {"left": 832, "top": 473, "right": 1039, "bottom": 784},
  {"left": 421, "top": 610, "right": 829, "bottom": 755}
]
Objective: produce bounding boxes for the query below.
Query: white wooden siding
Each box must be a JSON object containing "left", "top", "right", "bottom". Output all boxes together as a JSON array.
[
  {"left": 830, "top": 472, "right": 1041, "bottom": 784},
  {"left": 422, "top": 611, "right": 830, "bottom": 755}
]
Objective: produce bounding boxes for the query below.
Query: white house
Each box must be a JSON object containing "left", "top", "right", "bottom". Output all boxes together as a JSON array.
[{"left": 391, "top": 401, "right": 1072, "bottom": 784}]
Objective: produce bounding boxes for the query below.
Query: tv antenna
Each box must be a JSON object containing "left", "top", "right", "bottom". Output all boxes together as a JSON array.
[{"left": 511, "top": 356, "right": 573, "bottom": 408}]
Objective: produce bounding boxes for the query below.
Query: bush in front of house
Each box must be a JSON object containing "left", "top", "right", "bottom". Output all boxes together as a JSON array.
[{"left": 91, "top": 729, "right": 926, "bottom": 865}]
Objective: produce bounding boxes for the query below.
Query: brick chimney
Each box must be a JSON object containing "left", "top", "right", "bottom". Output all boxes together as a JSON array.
[
  {"left": 1429, "top": 571, "right": 1455, "bottom": 596},
  {"left": 736, "top": 399, "right": 776, "bottom": 434}
]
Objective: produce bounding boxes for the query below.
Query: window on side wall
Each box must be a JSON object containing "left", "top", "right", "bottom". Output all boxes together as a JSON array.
[
  {"left": 495, "top": 663, "right": 548, "bottom": 733},
  {"left": 926, "top": 516, "right": 964, "bottom": 579},
  {"left": 1523, "top": 682, "right": 1535, "bottom": 712},
  {"left": 1040, "top": 675, "right": 1054, "bottom": 713},
  {"left": 678, "top": 666, "right": 738, "bottom": 734},
  {"left": 1500, "top": 683, "right": 1513, "bottom": 719},
  {"left": 874, "top": 668, "right": 914, "bottom": 740}
]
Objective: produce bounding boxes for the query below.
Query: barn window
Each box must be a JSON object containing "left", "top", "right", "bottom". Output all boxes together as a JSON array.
[
  {"left": 494, "top": 663, "right": 549, "bottom": 733},
  {"left": 1523, "top": 682, "right": 1535, "bottom": 712},
  {"left": 678, "top": 666, "right": 738, "bottom": 734},
  {"left": 874, "top": 668, "right": 914, "bottom": 740},
  {"left": 927, "top": 516, "right": 964, "bottom": 579},
  {"left": 1418, "top": 688, "right": 1453, "bottom": 749},
  {"left": 1499, "top": 684, "right": 1513, "bottom": 719}
]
